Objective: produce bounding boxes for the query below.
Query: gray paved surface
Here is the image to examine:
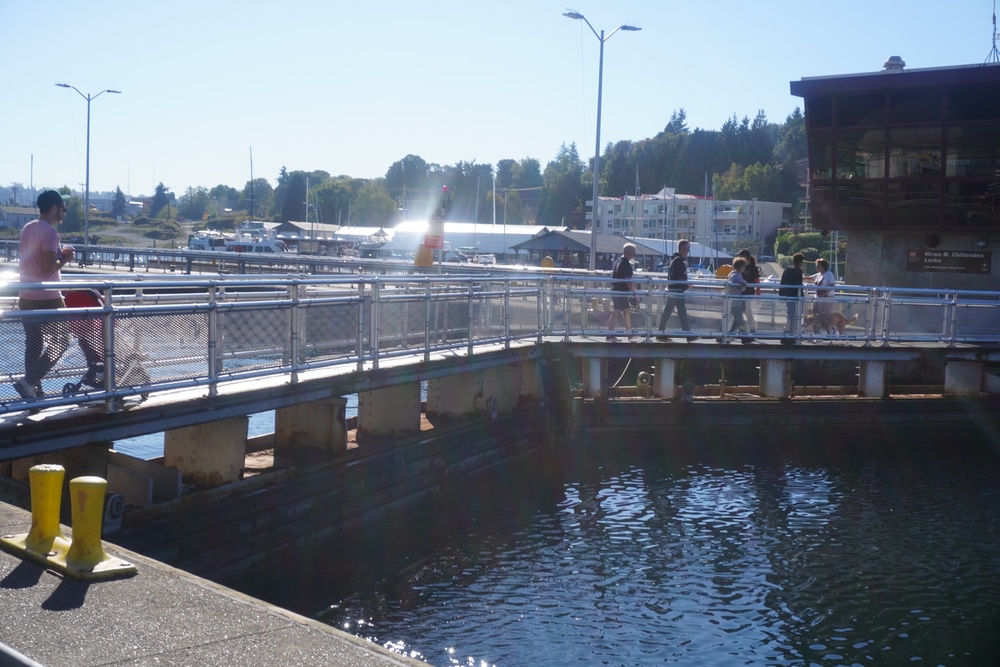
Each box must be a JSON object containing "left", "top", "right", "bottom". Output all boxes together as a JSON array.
[{"left": 0, "top": 502, "right": 427, "bottom": 667}]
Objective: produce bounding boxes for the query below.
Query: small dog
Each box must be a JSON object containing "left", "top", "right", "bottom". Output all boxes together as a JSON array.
[{"left": 804, "top": 311, "right": 858, "bottom": 335}]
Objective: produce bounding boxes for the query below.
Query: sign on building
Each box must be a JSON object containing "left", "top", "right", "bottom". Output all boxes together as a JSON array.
[{"left": 906, "top": 249, "right": 992, "bottom": 274}]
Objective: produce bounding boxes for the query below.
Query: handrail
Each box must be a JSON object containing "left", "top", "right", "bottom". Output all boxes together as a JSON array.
[{"left": 0, "top": 272, "right": 997, "bottom": 415}]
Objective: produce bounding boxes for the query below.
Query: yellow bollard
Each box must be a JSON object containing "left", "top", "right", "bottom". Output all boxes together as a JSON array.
[
  {"left": 0, "top": 464, "right": 72, "bottom": 561},
  {"left": 65, "top": 476, "right": 110, "bottom": 572},
  {"left": 24, "top": 464, "right": 70, "bottom": 556},
  {"left": 55, "top": 476, "right": 137, "bottom": 579}
]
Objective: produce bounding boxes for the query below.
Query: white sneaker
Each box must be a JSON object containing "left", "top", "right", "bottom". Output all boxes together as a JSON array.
[{"left": 13, "top": 378, "right": 37, "bottom": 399}]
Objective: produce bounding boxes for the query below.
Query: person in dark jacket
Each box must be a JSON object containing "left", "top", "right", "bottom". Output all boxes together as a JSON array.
[
  {"left": 656, "top": 240, "right": 696, "bottom": 341},
  {"left": 607, "top": 243, "right": 638, "bottom": 340},
  {"left": 779, "top": 252, "right": 805, "bottom": 336}
]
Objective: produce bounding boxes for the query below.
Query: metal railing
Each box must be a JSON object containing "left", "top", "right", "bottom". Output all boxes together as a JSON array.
[{"left": 1, "top": 272, "right": 997, "bottom": 414}]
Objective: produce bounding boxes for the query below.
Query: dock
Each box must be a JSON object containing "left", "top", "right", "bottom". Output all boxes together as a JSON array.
[{"left": 0, "top": 501, "right": 427, "bottom": 666}]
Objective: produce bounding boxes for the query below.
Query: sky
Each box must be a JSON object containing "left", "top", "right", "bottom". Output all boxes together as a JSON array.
[{"left": 4, "top": 0, "right": 998, "bottom": 200}]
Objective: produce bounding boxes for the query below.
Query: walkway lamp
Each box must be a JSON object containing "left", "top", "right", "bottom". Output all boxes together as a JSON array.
[
  {"left": 563, "top": 11, "right": 640, "bottom": 270},
  {"left": 56, "top": 83, "right": 121, "bottom": 263}
]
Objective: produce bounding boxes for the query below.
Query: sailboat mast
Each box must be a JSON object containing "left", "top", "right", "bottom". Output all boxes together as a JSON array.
[{"left": 249, "top": 147, "right": 255, "bottom": 221}]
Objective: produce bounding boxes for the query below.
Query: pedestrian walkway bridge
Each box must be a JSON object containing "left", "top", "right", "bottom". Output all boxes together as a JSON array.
[{"left": 1, "top": 271, "right": 998, "bottom": 462}]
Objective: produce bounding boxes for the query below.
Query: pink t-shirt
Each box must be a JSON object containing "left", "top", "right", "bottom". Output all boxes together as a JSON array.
[{"left": 19, "top": 219, "right": 62, "bottom": 300}]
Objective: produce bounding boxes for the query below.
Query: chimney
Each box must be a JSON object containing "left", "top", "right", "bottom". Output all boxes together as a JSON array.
[{"left": 883, "top": 55, "right": 906, "bottom": 71}]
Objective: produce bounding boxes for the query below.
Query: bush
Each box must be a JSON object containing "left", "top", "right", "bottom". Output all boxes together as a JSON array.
[{"left": 143, "top": 220, "right": 184, "bottom": 240}]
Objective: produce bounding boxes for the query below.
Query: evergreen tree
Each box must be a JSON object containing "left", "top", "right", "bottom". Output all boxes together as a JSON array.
[
  {"left": 150, "top": 183, "right": 170, "bottom": 218},
  {"left": 111, "top": 186, "right": 127, "bottom": 218}
]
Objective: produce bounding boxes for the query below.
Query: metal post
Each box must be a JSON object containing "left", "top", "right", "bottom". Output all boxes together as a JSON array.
[
  {"left": 371, "top": 278, "right": 381, "bottom": 370},
  {"left": 102, "top": 286, "right": 117, "bottom": 412},
  {"left": 503, "top": 278, "right": 511, "bottom": 349},
  {"left": 589, "top": 31, "right": 605, "bottom": 272},
  {"left": 468, "top": 280, "right": 475, "bottom": 357},
  {"left": 207, "top": 286, "right": 219, "bottom": 397},
  {"left": 289, "top": 283, "right": 300, "bottom": 384},
  {"left": 424, "top": 280, "right": 432, "bottom": 362}
]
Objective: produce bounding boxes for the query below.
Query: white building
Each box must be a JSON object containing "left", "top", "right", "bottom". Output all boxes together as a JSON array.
[{"left": 589, "top": 188, "right": 790, "bottom": 255}]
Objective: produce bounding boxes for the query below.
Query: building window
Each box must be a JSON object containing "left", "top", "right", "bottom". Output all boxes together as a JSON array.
[
  {"left": 947, "top": 85, "right": 1000, "bottom": 122},
  {"left": 946, "top": 125, "right": 1000, "bottom": 177},
  {"left": 890, "top": 90, "right": 942, "bottom": 124},
  {"left": 836, "top": 130, "right": 884, "bottom": 179},
  {"left": 888, "top": 127, "right": 942, "bottom": 178},
  {"left": 837, "top": 92, "right": 884, "bottom": 126}
]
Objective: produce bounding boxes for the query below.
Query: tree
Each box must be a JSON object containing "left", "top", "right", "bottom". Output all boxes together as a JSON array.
[
  {"left": 178, "top": 186, "right": 211, "bottom": 220},
  {"left": 385, "top": 154, "right": 429, "bottom": 206},
  {"left": 239, "top": 178, "right": 274, "bottom": 219},
  {"left": 150, "top": 183, "right": 170, "bottom": 218},
  {"left": 279, "top": 172, "right": 307, "bottom": 222},
  {"left": 351, "top": 180, "right": 397, "bottom": 226},
  {"left": 111, "top": 186, "right": 127, "bottom": 218},
  {"left": 209, "top": 184, "right": 239, "bottom": 212},
  {"left": 664, "top": 108, "right": 689, "bottom": 135},
  {"left": 537, "top": 143, "right": 586, "bottom": 228}
]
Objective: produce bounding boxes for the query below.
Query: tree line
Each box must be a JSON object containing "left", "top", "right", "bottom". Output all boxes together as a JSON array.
[{"left": 12, "top": 106, "right": 807, "bottom": 235}]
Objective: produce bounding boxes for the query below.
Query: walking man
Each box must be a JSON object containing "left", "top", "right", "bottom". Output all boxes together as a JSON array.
[
  {"left": 15, "top": 189, "right": 75, "bottom": 398},
  {"left": 607, "top": 242, "right": 638, "bottom": 341},
  {"left": 656, "top": 239, "right": 696, "bottom": 340}
]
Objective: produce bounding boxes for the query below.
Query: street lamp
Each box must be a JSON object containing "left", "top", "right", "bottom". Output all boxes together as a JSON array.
[
  {"left": 56, "top": 83, "right": 121, "bottom": 263},
  {"left": 563, "top": 10, "right": 640, "bottom": 271}
]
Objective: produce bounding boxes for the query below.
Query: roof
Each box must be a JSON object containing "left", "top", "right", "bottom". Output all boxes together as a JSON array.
[
  {"left": 510, "top": 230, "right": 660, "bottom": 257},
  {"left": 790, "top": 62, "right": 1000, "bottom": 97}
]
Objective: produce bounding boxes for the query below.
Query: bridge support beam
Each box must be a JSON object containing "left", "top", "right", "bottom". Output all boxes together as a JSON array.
[
  {"left": 477, "top": 365, "right": 522, "bottom": 416},
  {"left": 11, "top": 444, "right": 109, "bottom": 492},
  {"left": 582, "top": 358, "right": 604, "bottom": 398},
  {"left": 275, "top": 397, "right": 348, "bottom": 457},
  {"left": 858, "top": 360, "right": 887, "bottom": 398},
  {"left": 164, "top": 416, "right": 248, "bottom": 488},
  {"left": 427, "top": 374, "right": 478, "bottom": 416},
  {"left": 654, "top": 359, "right": 677, "bottom": 399},
  {"left": 759, "top": 360, "right": 791, "bottom": 398},
  {"left": 428, "top": 366, "right": 523, "bottom": 417},
  {"left": 358, "top": 382, "right": 420, "bottom": 436},
  {"left": 944, "top": 360, "right": 983, "bottom": 395},
  {"left": 519, "top": 360, "right": 546, "bottom": 399}
]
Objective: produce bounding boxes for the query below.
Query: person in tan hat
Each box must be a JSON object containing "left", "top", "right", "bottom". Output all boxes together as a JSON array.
[{"left": 14, "top": 190, "right": 75, "bottom": 399}]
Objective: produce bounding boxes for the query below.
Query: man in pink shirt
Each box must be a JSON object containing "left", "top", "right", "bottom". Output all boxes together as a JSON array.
[{"left": 15, "top": 189, "right": 75, "bottom": 399}]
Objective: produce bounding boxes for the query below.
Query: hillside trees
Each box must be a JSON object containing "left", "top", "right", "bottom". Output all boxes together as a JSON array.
[{"left": 537, "top": 143, "right": 587, "bottom": 228}]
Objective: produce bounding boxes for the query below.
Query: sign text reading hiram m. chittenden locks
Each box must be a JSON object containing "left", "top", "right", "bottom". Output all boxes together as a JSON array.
[{"left": 906, "top": 249, "right": 992, "bottom": 274}]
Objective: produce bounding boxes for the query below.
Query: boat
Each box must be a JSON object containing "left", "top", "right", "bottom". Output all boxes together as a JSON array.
[
  {"left": 225, "top": 221, "right": 289, "bottom": 254},
  {"left": 186, "top": 230, "right": 230, "bottom": 252}
]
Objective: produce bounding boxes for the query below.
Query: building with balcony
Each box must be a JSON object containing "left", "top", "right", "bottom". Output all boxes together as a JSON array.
[
  {"left": 790, "top": 58, "right": 1000, "bottom": 289},
  {"left": 588, "top": 188, "right": 789, "bottom": 256}
]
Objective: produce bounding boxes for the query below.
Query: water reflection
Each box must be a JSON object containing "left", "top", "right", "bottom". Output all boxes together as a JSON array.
[{"left": 241, "top": 439, "right": 1000, "bottom": 666}]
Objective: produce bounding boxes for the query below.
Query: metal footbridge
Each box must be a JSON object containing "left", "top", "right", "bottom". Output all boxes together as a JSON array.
[{"left": 2, "top": 270, "right": 998, "bottom": 460}]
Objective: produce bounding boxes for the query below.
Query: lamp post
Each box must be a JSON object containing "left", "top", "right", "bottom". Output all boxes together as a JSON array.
[
  {"left": 56, "top": 83, "right": 121, "bottom": 263},
  {"left": 563, "top": 11, "right": 640, "bottom": 271}
]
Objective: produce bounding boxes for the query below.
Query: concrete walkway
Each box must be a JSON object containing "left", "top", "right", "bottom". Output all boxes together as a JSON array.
[{"left": 0, "top": 502, "right": 427, "bottom": 667}]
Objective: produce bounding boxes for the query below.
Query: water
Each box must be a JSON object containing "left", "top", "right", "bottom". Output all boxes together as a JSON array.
[{"left": 239, "top": 435, "right": 1000, "bottom": 666}]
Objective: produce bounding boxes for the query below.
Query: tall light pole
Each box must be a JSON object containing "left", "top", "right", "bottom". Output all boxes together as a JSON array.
[
  {"left": 56, "top": 83, "right": 121, "bottom": 263},
  {"left": 563, "top": 11, "right": 640, "bottom": 271}
]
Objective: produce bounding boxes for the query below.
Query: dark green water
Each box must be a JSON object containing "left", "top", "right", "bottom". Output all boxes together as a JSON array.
[{"left": 250, "top": 435, "right": 1000, "bottom": 666}]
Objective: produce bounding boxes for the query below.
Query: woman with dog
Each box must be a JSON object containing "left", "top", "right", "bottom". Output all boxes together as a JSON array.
[{"left": 807, "top": 257, "right": 837, "bottom": 333}]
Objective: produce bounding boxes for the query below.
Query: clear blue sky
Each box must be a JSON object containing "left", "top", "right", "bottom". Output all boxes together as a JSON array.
[{"left": 4, "top": 0, "right": 997, "bottom": 199}]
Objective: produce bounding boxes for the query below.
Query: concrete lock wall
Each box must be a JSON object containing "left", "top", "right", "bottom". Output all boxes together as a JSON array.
[
  {"left": 164, "top": 416, "right": 249, "bottom": 488},
  {"left": 848, "top": 230, "right": 998, "bottom": 291}
]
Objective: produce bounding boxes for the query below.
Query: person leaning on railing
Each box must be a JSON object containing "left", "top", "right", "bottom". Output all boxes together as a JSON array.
[
  {"left": 14, "top": 189, "right": 75, "bottom": 399},
  {"left": 779, "top": 252, "right": 805, "bottom": 336}
]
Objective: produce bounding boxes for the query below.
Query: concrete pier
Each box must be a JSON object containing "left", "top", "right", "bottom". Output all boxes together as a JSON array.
[{"left": 0, "top": 500, "right": 427, "bottom": 666}]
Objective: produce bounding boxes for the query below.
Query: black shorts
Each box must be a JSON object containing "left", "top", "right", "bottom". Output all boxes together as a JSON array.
[{"left": 613, "top": 295, "right": 631, "bottom": 311}]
